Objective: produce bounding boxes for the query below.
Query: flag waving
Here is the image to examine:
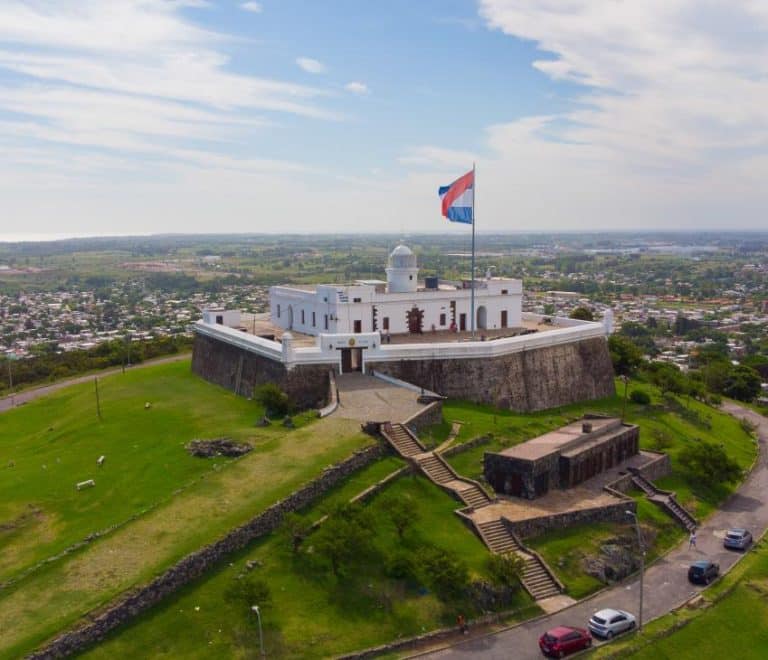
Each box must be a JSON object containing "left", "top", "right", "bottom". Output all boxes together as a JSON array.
[{"left": 438, "top": 169, "right": 474, "bottom": 224}]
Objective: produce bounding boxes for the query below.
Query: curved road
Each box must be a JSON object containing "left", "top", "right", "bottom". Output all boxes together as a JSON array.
[
  {"left": 0, "top": 354, "right": 190, "bottom": 414},
  {"left": 417, "top": 401, "right": 768, "bottom": 659}
]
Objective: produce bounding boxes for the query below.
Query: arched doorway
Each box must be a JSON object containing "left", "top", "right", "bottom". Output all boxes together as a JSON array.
[
  {"left": 477, "top": 305, "right": 487, "bottom": 330},
  {"left": 406, "top": 306, "right": 424, "bottom": 333}
]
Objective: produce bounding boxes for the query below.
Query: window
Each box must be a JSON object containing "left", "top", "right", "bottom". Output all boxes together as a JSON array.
[
  {"left": 353, "top": 320, "right": 362, "bottom": 333},
  {"left": 312, "top": 311, "right": 316, "bottom": 327},
  {"left": 353, "top": 297, "right": 362, "bottom": 303},
  {"left": 276, "top": 304, "right": 281, "bottom": 318},
  {"left": 215, "top": 315, "right": 223, "bottom": 325},
  {"left": 383, "top": 317, "right": 390, "bottom": 330},
  {"left": 439, "top": 313, "right": 446, "bottom": 326},
  {"left": 301, "top": 309, "right": 305, "bottom": 324},
  {"left": 501, "top": 289, "right": 508, "bottom": 295},
  {"left": 324, "top": 314, "right": 329, "bottom": 330},
  {"left": 409, "top": 275, "right": 413, "bottom": 280}
]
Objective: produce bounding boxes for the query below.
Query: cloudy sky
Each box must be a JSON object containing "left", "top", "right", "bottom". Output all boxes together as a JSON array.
[{"left": 1, "top": 0, "right": 767, "bottom": 239}]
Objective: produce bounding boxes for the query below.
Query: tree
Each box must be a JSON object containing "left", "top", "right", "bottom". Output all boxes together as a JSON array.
[
  {"left": 224, "top": 575, "right": 272, "bottom": 609},
  {"left": 313, "top": 505, "right": 375, "bottom": 577},
  {"left": 418, "top": 546, "right": 469, "bottom": 600},
  {"left": 629, "top": 389, "right": 651, "bottom": 405},
  {"left": 380, "top": 495, "right": 419, "bottom": 540},
  {"left": 569, "top": 306, "right": 594, "bottom": 321},
  {"left": 284, "top": 513, "right": 312, "bottom": 553},
  {"left": 608, "top": 335, "right": 644, "bottom": 376},
  {"left": 570, "top": 306, "right": 595, "bottom": 321},
  {"left": 722, "top": 365, "right": 762, "bottom": 402},
  {"left": 254, "top": 383, "right": 292, "bottom": 418},
  {"left": 679, "top": 441, "right": 742, "bottom": 485},
  {"left": 646, "top": 362, "right": 686, "bottom": 396},
  {"left": 701, "top": 359, "right": 732, "bottom": 394}
]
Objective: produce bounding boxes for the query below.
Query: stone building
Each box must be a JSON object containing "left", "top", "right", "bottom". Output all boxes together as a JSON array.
[{"left": 484, "top": 417, "right": 639, "bottom": 499}]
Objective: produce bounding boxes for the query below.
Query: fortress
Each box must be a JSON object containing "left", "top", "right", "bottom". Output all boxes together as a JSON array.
[{"left": 192, "top": 245, "right": 615, "bottom": 411}]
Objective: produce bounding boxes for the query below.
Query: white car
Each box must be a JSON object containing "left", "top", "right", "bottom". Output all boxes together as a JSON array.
[{"left": 587, "top": 608, "right": 636, "bottom": 639}]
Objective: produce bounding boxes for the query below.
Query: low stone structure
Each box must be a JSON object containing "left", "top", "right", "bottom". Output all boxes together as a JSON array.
[
  {"left": 484, "top": 417, "right": 640, "bottom": 499},
  {"left": 186, "top": 438, "right": 252, "bottom": 458}
]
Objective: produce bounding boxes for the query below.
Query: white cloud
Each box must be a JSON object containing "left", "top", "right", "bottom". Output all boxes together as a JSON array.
[
  {"left": 240, "top": 1, "right": 262, "bottom": 13},
  {"left": 344, "top": 81, "right": 369, "bottom": 95},
  {"left": 296, "top": 57, "right": 327, "bottom": 74}
]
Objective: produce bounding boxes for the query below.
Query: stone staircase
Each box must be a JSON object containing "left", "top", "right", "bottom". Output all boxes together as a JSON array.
[
  {"left": 417, "top": 453, "right": 454, "bottom": 484},
  {"left": 475, "top": 519, "right": 562, "bottom": 600},
  {"left": 631, "top": 471, "right": 697, "bottom": 531},
  {"left": 382, "top": 423, "right": 425, "bottom": 458},
  {"left": 379, "top": 420, "right": 562, "bottom": 602}
]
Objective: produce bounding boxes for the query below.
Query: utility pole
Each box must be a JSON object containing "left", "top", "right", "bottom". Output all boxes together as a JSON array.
[{"left": 94, "top": 377, "right": 102, "bottom": 421}]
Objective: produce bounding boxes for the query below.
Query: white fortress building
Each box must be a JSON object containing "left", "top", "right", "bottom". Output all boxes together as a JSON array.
[
  {"left": 268, "top": 244, "right": 522, "bottom": 336},
  {"left": 193, "top": 244, "right": 615, "bottom": 413}
]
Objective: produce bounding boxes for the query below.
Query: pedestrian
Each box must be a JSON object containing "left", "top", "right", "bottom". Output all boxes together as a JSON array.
[
  {"left": 457, "top": 614, "right": 467, "bottom": 634},
  {"left": 689, "top": 528, "right": 697, "bottom": 549}
]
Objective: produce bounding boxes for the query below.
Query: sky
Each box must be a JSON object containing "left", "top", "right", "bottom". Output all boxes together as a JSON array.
[{"left": 1, "top": 0, "right": 768, "bottom": 239}]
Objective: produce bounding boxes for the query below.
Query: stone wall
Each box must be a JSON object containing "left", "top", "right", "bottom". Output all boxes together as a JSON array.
[
  {"left": 367, "top": 336, "right": 614, "bottom": 412},
  {"left": 402, "top": 400, "right": 443, "bottom": 435},
  {"left": 506, "top": 497, "right": 636, "bottom": 540},
  {"left": 27, "top": 444, "right": 387, "bottom": 660},
  {"left": 192, "top": 333, "right": 331, "bottom": 409}
]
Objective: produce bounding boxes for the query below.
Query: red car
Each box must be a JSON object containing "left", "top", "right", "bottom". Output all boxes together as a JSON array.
[{"left": 539, "top": 625, "right": 592, "bottom": 658}]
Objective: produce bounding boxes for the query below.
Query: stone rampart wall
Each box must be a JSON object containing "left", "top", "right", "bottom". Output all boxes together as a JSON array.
[
  {"left": 27, "top": 444, "right": 387, "bottom": 660},
  {"left": 366, "top": 336, "right": 615, "bottom": 412},
  {"left": 402, "top": 400, "right": 443, "bottom": 434},
  {"left": 192, "top": 333, "right": 331, "bottom": 409},
  {"left": 506, "top": 497, "right": 636, "bottom": 540}
]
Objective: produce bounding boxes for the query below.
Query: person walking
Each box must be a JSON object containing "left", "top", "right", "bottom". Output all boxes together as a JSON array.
[{"left": 689, "top": 528, "right": 697, "bottom": 549}]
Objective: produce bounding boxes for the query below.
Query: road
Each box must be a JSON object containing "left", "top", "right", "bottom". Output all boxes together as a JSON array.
[
  {"left": 418, "top": 402, "right": 768, "bottom": 659},
  {"left": 0, "top": 353, "right": 190, "bottom": 414}
]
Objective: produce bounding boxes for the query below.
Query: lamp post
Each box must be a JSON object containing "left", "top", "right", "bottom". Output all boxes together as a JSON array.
[
  {"left": 251, "top": 605, "right": 265, "bottom": 656},
  {"left": 626, "top": 510, "right": 645, "bottom": 631},
  {"left": 620, "top": 375, "right": 630, "bottom": 422}
]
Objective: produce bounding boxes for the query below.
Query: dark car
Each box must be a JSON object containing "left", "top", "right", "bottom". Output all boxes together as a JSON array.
[
  {"left": 539, "top": 625, "right": 592, "bottom": 658},
  {"left": 688, "top": 560, "right": 720, "bottom": 585},
  {"left": 724, "top": 528, "right": 752, "bottom": 551}
]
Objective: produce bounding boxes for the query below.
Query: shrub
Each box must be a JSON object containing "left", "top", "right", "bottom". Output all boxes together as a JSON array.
[
  {"left": 678, "top": 440, "right": 742, "bottom": 485},
  {"left": 384, "top": 552, "right": 418, "bottom": 583},
  {"left": 650, "top": 428, "right": 673, "bottom": 451},
  {"left": 254, "top": 383, "right": 292, "bottom": 418},
  {"left": 417, "top": 546, "right": 469, "bottom": 600},
  {"left": 629, "top": 389, "right": 651, "bottom": 405},
  {"left": 569, "top": 306, "right": 594, "bottom": 321},
  {"left": 486, "top": 553, "right": 524, "bottom": 588}
]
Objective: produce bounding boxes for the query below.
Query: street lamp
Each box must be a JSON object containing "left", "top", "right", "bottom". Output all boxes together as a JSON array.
[
  {"left": 251, "top": 605, "right": 265, "bottom": 656},
  {"left": 625, "top": 510, "right": 645, "bottom": 631},
  {"left": 620, "top": 375, "right": 630, "bottom": 422}
]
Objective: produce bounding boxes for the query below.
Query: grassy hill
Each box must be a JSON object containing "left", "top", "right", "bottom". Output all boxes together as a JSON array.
[{"left": 0, "top": 360, "right": 373, "bottom": 659}]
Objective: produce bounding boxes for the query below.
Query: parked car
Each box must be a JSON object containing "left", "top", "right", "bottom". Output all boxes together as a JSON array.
[
  {"left": 688, "top": 560, "right": 720, "bottom": 585},
  {"left": 587, "top": 608, "right": 636, "bottom": 639},
  {"left": 724, "top": 528, "right": 752, "bottom": 551},
  {"left": 539, "top": 626, "right": 592, "bottom": 657}
]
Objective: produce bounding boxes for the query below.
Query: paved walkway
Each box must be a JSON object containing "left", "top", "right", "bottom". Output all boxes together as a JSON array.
[
  {"left": 0, "top": 354, "right": 190, "bottom": 414},
  {"left": 335, "top": 372, "right": 426, "bottom": 422},
  {"left": 416, "top": 402, "right": 768, "bottom": 659}
]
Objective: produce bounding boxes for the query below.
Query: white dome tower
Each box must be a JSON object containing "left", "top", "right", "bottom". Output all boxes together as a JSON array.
[{"left": 386, "top": 244, "right": 419, "bottom": 293}]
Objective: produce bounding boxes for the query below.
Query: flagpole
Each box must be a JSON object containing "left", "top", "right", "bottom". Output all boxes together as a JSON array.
[{"left": 471, "top": 162, "right": 476, "bottom": 339}]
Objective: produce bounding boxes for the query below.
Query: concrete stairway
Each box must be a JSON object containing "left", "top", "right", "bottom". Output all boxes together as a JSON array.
[
  {"left": 521, "top": 555, "right": 562, "bottom": 600},
  {"left": 477, "top": 519, "right": 521, "bottom": 553},
  {"left": 631, "top": 473, "right": 697, "bottom": 531},
  {"left": 383, "top": 423, "right": 425, "bottom": 458},
  {"left": 475, "top": 519, "right": 562, "bottom": 600},
  {"left": 417, "top": 453, "right": 454, "bottom": 484}
]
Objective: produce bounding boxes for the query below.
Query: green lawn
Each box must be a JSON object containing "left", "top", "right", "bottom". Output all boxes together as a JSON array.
[
  {"left": 80, "top": 473, "right": 536, "bottom": 660},
  {"left": 0, "top": 362, "right": 373, "bottom": 659},
  {"left": 590, "top": 540, "right": 768, "bottom": 659}
]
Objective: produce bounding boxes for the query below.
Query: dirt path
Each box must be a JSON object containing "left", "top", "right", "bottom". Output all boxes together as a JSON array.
[
  {"left": 0, "top": 354, "right": 190, "bottom": 413},
  {"left": 416, "top": 402, "right": 768, "bottom": 659}
]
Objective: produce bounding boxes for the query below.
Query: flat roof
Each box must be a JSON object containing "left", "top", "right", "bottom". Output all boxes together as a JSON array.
[{"left": 498, "top": 417, "right": 624, "bottom": 461}]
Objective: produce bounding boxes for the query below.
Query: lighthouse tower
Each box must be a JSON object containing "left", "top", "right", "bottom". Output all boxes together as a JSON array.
[{"left": 385, "top": 244, "right": 419, "bottom": 293}]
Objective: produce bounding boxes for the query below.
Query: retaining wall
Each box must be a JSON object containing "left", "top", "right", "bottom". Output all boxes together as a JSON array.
[
  {"left": 27, "top": 444, "right": 387, "bottom": 660},
  {"left": 192, "top": 332, "right": 331, "bottom": 409}
]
